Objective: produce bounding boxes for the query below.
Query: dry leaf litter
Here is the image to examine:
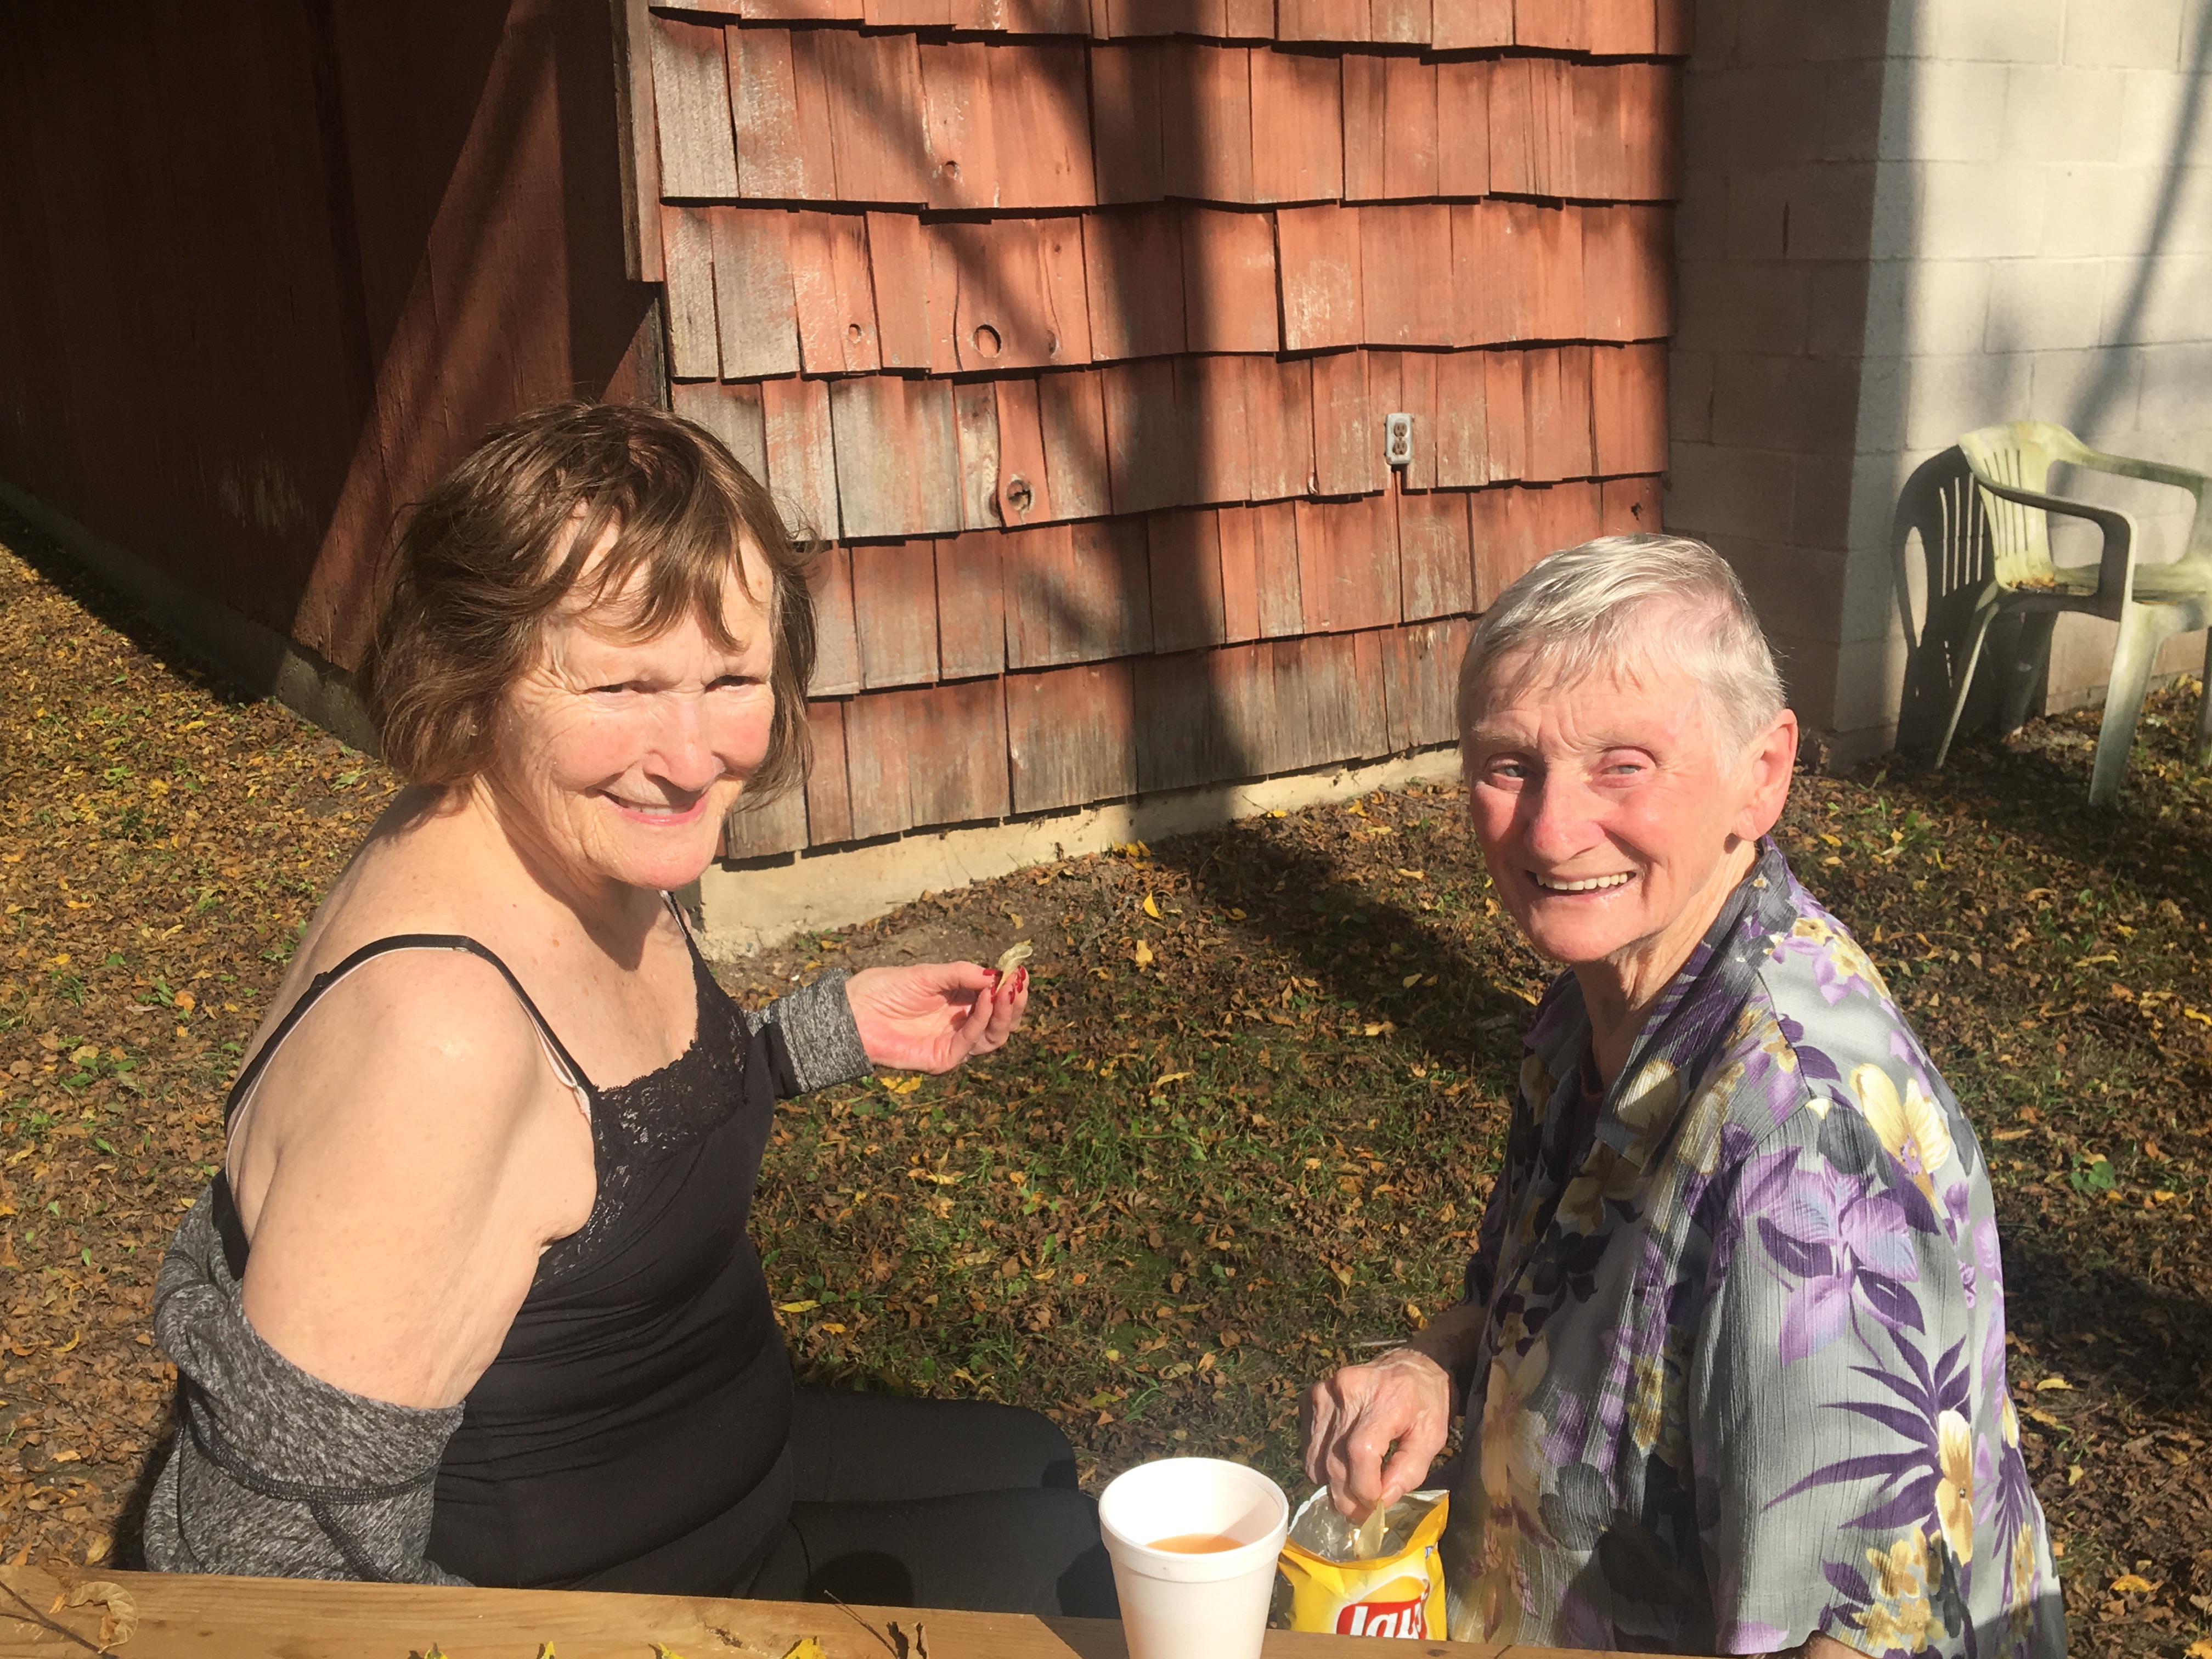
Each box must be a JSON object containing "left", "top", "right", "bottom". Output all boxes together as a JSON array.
[{"left": 3, "top": 515, "right": 2211, "bottom": 1658}]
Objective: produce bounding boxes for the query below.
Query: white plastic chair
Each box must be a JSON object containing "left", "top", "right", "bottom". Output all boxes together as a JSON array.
[{"left": 1933, "top": 420, "right": 2212, "bottom": 805}]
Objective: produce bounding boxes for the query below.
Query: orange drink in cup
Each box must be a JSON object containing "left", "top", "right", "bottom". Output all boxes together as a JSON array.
[{"left": 1097, "top": 1458, "right": 1290, "bottom": 1659}]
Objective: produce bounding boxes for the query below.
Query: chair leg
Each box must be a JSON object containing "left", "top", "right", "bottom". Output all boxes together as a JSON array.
[
  {"left": 2090, "top": 605, "right": 2169, "bottom": 806},
  {"left": 2194, "top": 630, "right": 2212, "bottom": 769},
  {"left": 1932, "top": 598, "right": 2002, "bottom": 771},
  {"left": 1997, "top": 612, "right": 2057, "bottom": 736}
]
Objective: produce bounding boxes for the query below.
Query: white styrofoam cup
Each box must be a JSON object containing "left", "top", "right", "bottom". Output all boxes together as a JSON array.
[{"left": 1096, "top": 1457, "right": 1290, "bottom": 1659}]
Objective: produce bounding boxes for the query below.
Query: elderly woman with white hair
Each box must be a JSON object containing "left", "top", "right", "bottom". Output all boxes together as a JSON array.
[{"left": 1301, "top": 535, "right": 2062, "bottom": 1658}]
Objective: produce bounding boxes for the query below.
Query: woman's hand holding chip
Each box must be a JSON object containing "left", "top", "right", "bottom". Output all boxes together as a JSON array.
[
  {"left": 845, "top": 962, "right": 1028, "bottom": 1074},
  {"left": 1301, "top": 1346, "right": 1455, "bottom": 1522}
]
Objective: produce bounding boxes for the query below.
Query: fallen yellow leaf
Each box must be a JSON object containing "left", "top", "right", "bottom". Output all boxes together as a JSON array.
[
  {"left": 2183, "top": 1638, "right": 2212, "bottom": 1659},
  {"left": 1133, "top": 940, "right": 1154, "bottom": 966},
  {"left": 1395, "top": 868, "right": 1425, "bottom": 879},
  {"left": 2111, "top": 1573, "right": 2158, "bottom": 1594},
  {"left": 1142, "top": 893, "right": 1161, "bottom": 918},
  {"left": 61, "top": 1580, "right": 137, "bottom": 1649},
  {"left": 783, "top": 1640, "right": 828, "bottom": 1659},
  {"left": 996, "top": 940, "right": 1034, "bottom": 974},
  {"left": 1401, "top": 972, "right": 1422, "bottom": 988},
  {"left": 2035, "top": 1375, "right": 2072, "bottom": 1391},
  {"left": 777, "top": 1300, "right": 820, "bottom": 1313}
]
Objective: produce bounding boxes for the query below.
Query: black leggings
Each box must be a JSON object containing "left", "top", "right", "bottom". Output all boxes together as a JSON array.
[{"left": 742, "top": 1389, "right": 1118, "bottom": 1618}]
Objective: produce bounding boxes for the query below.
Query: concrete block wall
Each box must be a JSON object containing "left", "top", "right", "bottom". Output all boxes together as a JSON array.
[{"left": 1670, "top": 0, "right": 2212, "bottom": 763}]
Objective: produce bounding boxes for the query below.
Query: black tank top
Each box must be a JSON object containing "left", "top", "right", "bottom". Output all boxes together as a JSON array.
[{"left": 211, "top": 920, "right": 797, "bottom": 1594}]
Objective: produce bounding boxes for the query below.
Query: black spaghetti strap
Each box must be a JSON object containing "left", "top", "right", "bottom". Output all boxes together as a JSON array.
[{"left": 223, "top": 934, "right": 595, "bottom": 1127}]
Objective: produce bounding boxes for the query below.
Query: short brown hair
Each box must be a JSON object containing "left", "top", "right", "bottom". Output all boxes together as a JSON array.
[{"left": 360, "top": 402, "right": 816, "bottom": 799}]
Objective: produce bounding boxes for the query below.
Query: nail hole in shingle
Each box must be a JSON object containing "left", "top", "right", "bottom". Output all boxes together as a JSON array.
[{"left": 972, "top": 324, "right": 1002, "bottom": 358}]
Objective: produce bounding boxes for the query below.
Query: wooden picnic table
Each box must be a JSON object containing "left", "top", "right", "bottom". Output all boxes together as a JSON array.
[{"left": 0, "top": 1563, "right": 1592, "bottom": 1659}]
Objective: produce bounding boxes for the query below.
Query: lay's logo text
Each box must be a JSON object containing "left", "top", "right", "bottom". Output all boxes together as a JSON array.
[{"left": 1336, "top": 1589, "right": 1431, "bottom": 1639}]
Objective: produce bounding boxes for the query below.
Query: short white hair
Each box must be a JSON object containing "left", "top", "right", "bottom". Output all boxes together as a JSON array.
[{"left": 1457, "top": 533, "right": 1786, "bottom": 758}]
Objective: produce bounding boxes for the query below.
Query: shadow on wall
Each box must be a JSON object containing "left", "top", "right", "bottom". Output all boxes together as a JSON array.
[{"left": 719, "top": 23, "right": 1334, "bottom": 847}]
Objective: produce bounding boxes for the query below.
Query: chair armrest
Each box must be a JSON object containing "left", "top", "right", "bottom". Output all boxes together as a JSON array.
[
  {"left": 2076, "top": 449, "right": 2212, "bottom": 560},
  {"left": 1968, "top": 472, "right": 2140, "bottom": 616},
  {"left": 2077, "top": 448, "right": 2212, "bottom": 499}
]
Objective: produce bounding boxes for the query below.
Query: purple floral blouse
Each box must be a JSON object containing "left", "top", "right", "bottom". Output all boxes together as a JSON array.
[{"left": 1441, "top": 839, "right": 2063, "bottom": 1658}]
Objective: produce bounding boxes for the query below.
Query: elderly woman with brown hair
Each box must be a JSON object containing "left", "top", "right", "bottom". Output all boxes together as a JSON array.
[
  {"left": 1301, "top": 535, "right": 2062, "bottom": 1658},
  {"left": 146, "top": 403, "right": 1113, "bottom": 1616}
]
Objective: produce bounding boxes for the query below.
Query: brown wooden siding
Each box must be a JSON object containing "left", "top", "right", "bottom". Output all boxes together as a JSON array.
[
  {"left": 629, "top": 0, "right": 1686, "bottom": 855},
  {"left": 0, "top": 3, "right": 659, "bottom": 673}
]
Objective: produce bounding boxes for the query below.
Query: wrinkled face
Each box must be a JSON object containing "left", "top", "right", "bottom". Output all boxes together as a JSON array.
[
  {"left": 484, "top": 535, "right": 777, "bottom": 896},
  {"left": 1463, "top": 647, "right": 1770, "bottom": 973}
]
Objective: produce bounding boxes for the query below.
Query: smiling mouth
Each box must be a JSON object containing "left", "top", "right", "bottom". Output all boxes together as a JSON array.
[
  {"left": 602, "top": 792, "right": 707, "bottom": 822},
  {"left": 1530, "top": 872, "right": 1634, "bottom": 893}
]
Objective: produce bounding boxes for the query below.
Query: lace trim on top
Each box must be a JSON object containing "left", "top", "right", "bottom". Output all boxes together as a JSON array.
[{"left": 528, "top": 945, "right": 752, "bottom": 1286}]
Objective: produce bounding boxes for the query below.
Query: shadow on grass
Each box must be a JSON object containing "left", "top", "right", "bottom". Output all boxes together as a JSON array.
[{"left": 0, "top": 504, "right": 267, "bottom": 714}]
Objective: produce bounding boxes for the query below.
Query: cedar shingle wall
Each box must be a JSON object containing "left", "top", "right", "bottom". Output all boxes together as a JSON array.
[{"left": 624, "top": 0, "right": 1684, "bottom": 854}]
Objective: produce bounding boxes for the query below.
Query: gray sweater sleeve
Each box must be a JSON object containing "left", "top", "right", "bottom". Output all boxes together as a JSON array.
[
  {"left": 144, "top": 1189, "right": 469, "bottom": 1584},
  {"left": 745, "top": 968, "right": 870, "bottom": 1094}
]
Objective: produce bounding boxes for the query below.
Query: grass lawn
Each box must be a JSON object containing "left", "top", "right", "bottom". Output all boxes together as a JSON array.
[{"left": 3, "top": 512, "right": 2211, "bottom": 1657}]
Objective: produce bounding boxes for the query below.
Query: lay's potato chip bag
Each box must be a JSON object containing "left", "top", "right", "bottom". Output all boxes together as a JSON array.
[{"left": 1272, "top": 1486, "right": 1449, "bottom": 1639}]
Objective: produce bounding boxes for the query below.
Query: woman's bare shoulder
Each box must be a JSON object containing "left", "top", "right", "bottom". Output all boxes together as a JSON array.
[
  {"left": 231, "top": 944, "right": 594, "bottom": 1407},
  {"left": 228, "top": 944, "right": 569, "bottom": 1196}
]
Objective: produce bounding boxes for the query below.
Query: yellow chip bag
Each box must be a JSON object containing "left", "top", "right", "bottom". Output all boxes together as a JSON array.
[{"left": 1272, "top": 1486, "right": 1449, "bottom": 1640}]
